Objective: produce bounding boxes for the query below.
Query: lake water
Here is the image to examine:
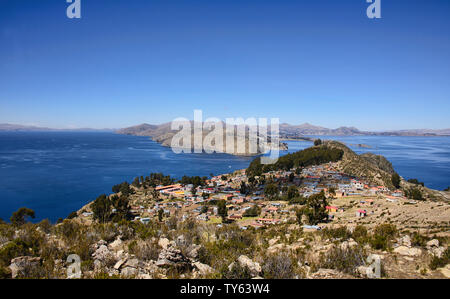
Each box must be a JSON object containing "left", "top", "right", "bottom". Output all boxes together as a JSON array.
[{"left": 0, "top": 132, "right": 449, "bottom": 222}]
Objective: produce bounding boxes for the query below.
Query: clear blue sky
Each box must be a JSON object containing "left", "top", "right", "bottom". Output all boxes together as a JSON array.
[{"left": 0, "top": 0, "right": 449, "bottom": 130}]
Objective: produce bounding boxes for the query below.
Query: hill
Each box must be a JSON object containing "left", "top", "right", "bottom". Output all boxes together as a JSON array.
[{"left": 116, "top": 122, "right": 288, "bottom": 156}]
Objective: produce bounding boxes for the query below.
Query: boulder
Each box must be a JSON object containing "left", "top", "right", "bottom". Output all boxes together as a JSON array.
[
  {"left": 439, "top": 264, "right": 450, "bottom": 278},
  {"left": 426, "top": 239, "right": 439, "bottom": 249},
  {"left": 400, "top": 235, "right": 411, "bottom": 247},
  {"left": 236, "top": 255, "right": 261, "bottom": 276},
  {"left": 393, "top": 246, "right": 422, "bottom": 257},
  {"left": 9, "top": 256, "right": 41, "bottom": 279},
  {"left": 186, "top": 244, "right": 202, "bottom": 259},
  {"left": 124, "top": 258, "right": 140, "bottom": 268},
  {"left": 268, "top": 237, "right": 280, "bottom": 246},
  {"left": 158, "top": 238, "right": 171, "bottom": 249},
  {"left": 114, "top": 258, "right": 127, "bottom": 270},
  {"left": 156, "top": 247, "right": 190, "bottom": 269},
  {"left": 430, "top": 246, "right": 446, "bottom": 258},
  {"left": 92, "top": 244, "right": 112, "bottom": 261},
  {"left": 340, "top": 240, "right": 358, "bottom": 250},
  {"left": 267, "top": 244, "right": 284, "bottom": 254},
  {"left": 193, "top": 262, "right": 214, "bottom": 276},
  {"left": 121, "top": 266, "right": 138, "bottom": 277},
  {"left": 108, "top": 237, "right": 123, "bottom": 250}
]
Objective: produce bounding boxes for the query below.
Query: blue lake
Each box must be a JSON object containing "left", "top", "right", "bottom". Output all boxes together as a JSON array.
[{"left": 0, "top": 132, "right": 449, "bottom": 222}]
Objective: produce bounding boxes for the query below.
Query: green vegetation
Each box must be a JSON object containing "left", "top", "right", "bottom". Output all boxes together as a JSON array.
[
  {"left": 407, "top": 178, "right": 424, "bottom": 187},
  {"left": 264, "top": 183, "right": 278, "bottom": 200},
  {"left": 246, "top": 146, "right": 343, "bottom": 178},
  {"left": 243, "top": 205, "right": 261, "bottom": 217},
  {"left": 296, "top": 191, "right": 328, "bottom": 225},
  {"left": 10, "top": 208, "right": 35, "bottom": 227},
  {"left": 111, "top": 182, "right": 133, "bottom": 196},
  {"left": 217, "top": 200, "right": 228, "bottom": 221},
  {"left": 92, "top": 194, "right": 131, "bottom": 223},
  {"left": 158, "top": 209, "right": 164, "bottom": 222},
  {"left": 370, "top": 224, "right": 398, "bottom": 251},
  {"left": 429, "top": 247, "right": 450, "bottom": 270},
  {"left": 287, "top": 185, "right": 299, "bottom": 200},
  {"left": 321, "top": 226, "right": 352, "bottom": 240},
  {"left": 262, "top": 252, "right": 295, "bottom": 279},
  {"left": 315, "top": 245, "right": 366, "bottom": 275},
  {"left": 391, "top": 173, "right": 401, "bottom": 189},
  {"left": 314, "top": 139, "right": 322, "bottom": 146},
  {"left": 405, "top": 187, "right": 424, "bottom": 201},
  {"left": 67, "top": 211, "right": 78, "bottom": 219},
  {"left": 179, "top": 175, "right": 208, "bottom": 187}
]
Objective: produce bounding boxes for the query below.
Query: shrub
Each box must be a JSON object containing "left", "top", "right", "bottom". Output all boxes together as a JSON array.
[
  {"left": 10, "top": 207, "right": 35, "bottom": 226},
  {"left": 370, "top": 224, "right": 397, "bottom": 251},
  {"left": 222, "top": 262, "right": 252, "bottom": 279},
  {"left": 299, "top": 191, "right": 328, "bottom": 225},
  {"left": 321, "top": 226, "right": 352, "bottom": 240},
  {"left": 316, "top": 245, "right": 366, "bottom": 275},
  {"left": 130, "top": 240, "right": 159, "bottom": 261},
  {"left": 391, "top": 173, "right": 401, "bottom": 189},
  {"left": 411, "top": 232, "right": 429, "bottom": 247},
  {"left": 67, "top": 211, "right": 78, "bottom": 219},
  {"left": 262, "top": 252, "right": 294, "bottom": 279},
  {"left": 352, "top": 225, "right": 369, "bottom": 244},
  {"left": 429, "top": 247, "right": 449, "bottom": 270}
]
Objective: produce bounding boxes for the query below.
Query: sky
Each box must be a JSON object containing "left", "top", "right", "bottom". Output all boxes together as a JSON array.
[{"left": 0, "top": 0, "right": 449, "bottom": 131}]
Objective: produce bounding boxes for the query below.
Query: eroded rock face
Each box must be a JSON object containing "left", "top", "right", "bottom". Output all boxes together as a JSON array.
[{"left": 9, "top": 256, "right": 41, "bottom": 279}]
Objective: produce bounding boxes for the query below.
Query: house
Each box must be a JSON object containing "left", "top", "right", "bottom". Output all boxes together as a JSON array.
[
  {"left": 228, "top": 214, "right": 243, "bottom": 220},
  {"left": 356, "top": 209, "right": 367, "bottom": 217},
  {"left": 256, "top": 218, "right": 280, "bottom": 225},
  {"left": 250, "top": 222, "right": 264, "bottom": 229},
  {"left": 196, "top": 214, "right": 209, "bottom": 221},
  {"left": 326, "top": 206, "right": 339, "bottom": 213},
  {"left": 140, "top": 217, "right": 150, "bottom": 224},
  {"left": 351, "top": 180, "right": 364, "bottom": 190}
]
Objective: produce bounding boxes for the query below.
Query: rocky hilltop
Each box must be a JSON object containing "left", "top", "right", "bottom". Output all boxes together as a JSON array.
[{"left": 324, "top": 141, "right": 449, "bottom": 202}]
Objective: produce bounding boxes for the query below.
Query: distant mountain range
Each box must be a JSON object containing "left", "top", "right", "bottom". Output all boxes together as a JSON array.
[
  {"left": 278, "top": 123, "right": 450, "bottom": 137},
  {"left": 118, "top": 122, "right": 450, "bottom": 138},
  {"left": 0, "top": 124, "right": 113, "bottom": 132},
  {"left": 1, "top": 122, "right": 449, "bottom": 136}
]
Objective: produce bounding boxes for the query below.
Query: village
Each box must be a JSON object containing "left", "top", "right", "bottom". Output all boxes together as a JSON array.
[{"left": 93, "top": 162, "right": 425, "bottom": 231}]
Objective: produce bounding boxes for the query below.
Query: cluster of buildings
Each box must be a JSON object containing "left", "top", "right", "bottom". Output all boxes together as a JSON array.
[{"left": 127, "top": 163, "right": 406, "bottom": 228}]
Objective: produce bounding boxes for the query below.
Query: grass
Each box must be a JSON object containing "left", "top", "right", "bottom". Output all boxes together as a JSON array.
[{"left": 206, "top": 217, "right": 222, "bottom": 224}]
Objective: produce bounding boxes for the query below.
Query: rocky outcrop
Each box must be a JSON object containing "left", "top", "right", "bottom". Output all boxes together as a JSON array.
[
  {"left": 393, "top": 246, "right": 422, "bottom": 257},
  {"left": 155, "top": 246, "right": 191, "bottom": 269},
  {"left": 228, "top": 255, "right": 261, "bottom": 277},
  {"left": 9, "top": 256, "right": 41, "bottom": 279},
  {"left": 324, "top": 141, "right": 395, "bottom": 188}
]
